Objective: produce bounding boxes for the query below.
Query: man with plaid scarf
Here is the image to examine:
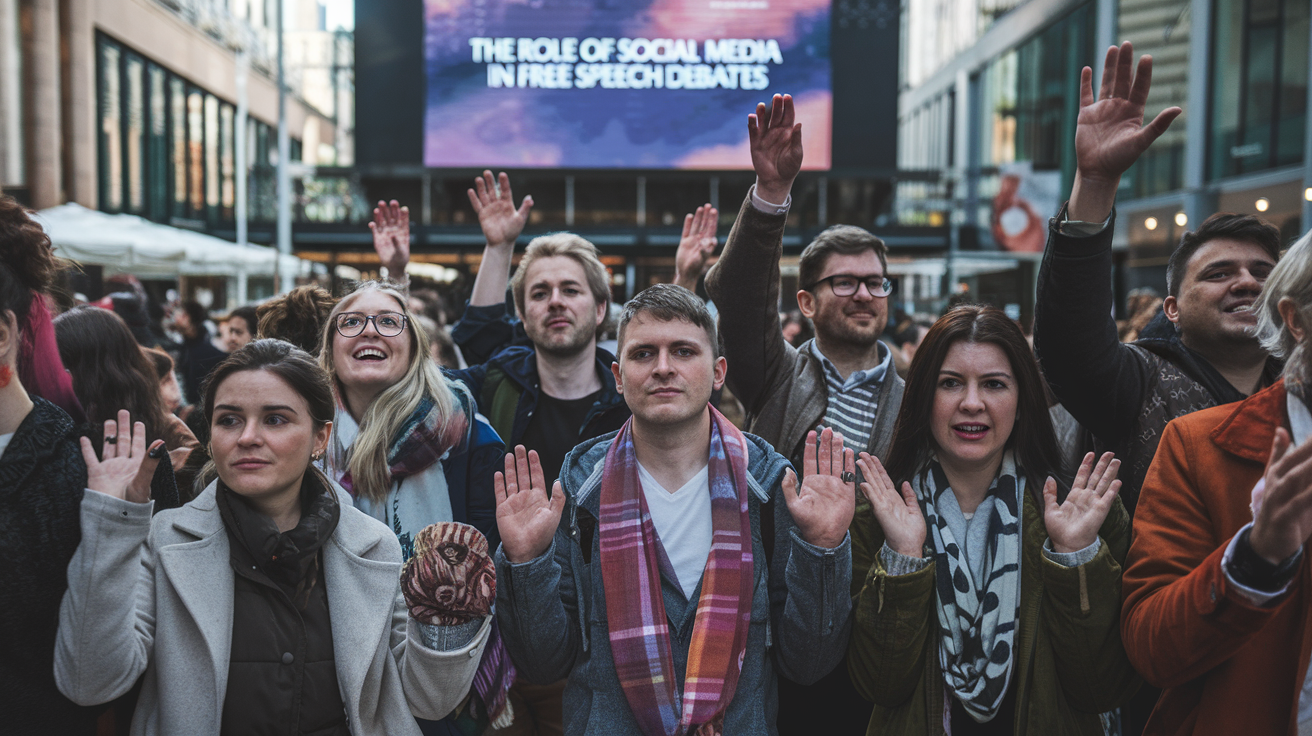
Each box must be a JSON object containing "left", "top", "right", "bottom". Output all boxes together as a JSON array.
[{"left": 491, "top": 284, "right": 855, "bottom": 735}]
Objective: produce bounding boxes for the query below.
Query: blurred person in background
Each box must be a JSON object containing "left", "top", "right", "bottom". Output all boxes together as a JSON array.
[
  {"left": 414, "top": 313, "right": 461, "bottom": 370},
  {"left": 848, "top": 306, "right": 1137, "bottom": 734},
  {"left": 54, "top": 340, "right": 492, "bottom": 736},
  {"left": 890, "top": 317, "right": 932, "bottom": 379},
  {"left": 780, "top": 310, "right": 813, "bottom": 348},
  {"left": 1121, "top": 228, "right": 1312, "bottom": 736},
  {"left": 172, "top": 300, "right": 227, "bottom": 405},
  {"left": 1116, "top": 288, "right": 1164, "bottom": 343},
  {"left": 224, "top": 305, "right": 259, "bottom": 353},
  {"left": 704, "top": 94, "right": 905, "bottom": 733},
  {"left": 257, "top": 284, "right": 338, "bottom": 356},
  {"left": 0, "top": 225, "right": 100, "bottom": 735},
  {"left": 53, "top": 306, "right": 185, "bottom": 510}
]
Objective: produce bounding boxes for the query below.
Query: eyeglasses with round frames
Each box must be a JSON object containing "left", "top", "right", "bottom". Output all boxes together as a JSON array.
[
  {"left": 334, "top": 311, "right": 408, "bottom": 338},
  {"left": 805, "top": 274, "right": 895, "bottom": 298}
]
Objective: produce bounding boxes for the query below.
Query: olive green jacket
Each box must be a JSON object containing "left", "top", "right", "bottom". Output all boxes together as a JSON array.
[{"left": 847, "top": 487, "right": 1139, "bottom": 735}]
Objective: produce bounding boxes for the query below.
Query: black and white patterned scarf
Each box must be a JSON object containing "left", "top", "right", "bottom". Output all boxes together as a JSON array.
[{"left": 912, "top": 452, "right": 1024, "bottom": 724}]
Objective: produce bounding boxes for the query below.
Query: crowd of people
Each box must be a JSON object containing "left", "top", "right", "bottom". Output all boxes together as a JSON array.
[{"left": 3, "top": 41, "right": 1311, "bottom": 736}]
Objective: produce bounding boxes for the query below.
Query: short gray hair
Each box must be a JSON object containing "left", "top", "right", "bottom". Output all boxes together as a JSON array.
[
  {"left": 617, "top": 284, "right": 718, "bottom": 358},
  {"left": 1255, "top": 229, "right": 1312, "bottom": 360}
]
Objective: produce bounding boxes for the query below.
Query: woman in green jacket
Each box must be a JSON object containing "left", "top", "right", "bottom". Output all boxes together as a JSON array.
[{"left": 848, "top": 305, "right": 1139, "bottom": 735}]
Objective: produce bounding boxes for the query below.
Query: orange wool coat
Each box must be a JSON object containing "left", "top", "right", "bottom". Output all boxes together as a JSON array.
[{"left": 1121, "top": 381, "right": 1312, "bottom": 736}]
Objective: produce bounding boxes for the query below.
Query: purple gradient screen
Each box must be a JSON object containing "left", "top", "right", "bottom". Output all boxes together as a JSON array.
[{"left": 423, "top": 0, "right": 832, "bottom": 169}]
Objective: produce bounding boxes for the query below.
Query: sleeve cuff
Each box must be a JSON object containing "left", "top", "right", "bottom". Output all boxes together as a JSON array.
[
  {"left": 749, "top": 184, "right": 791, "bottom": 215},
  {"left": 789, "top": 528, "right": 849, "bottom": 555},
  {"left": 1055, "top": 204, "right": 1113, "bottom": 237},
  {"left": 82, "top": 488, "right": 154, "bottom": 522},
  {"left": 1224, "top": 522, "right": 1299, "bottom": 605},
  {"left": 1042, "top": 537, "right": 1102, "bottom": 568},
  {"left": 879, "top": 542, "right": 930, "bottom": 576},
  {"left": 413, "top": 617, "right": 486, "bottom": 651}
]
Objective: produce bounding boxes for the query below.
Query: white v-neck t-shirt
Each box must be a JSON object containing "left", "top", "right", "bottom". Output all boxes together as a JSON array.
[
  {"left": 638, "top": 461, "right": 712, "bottom": 600},
  {"left": 0, "top": 432, "right": 13, "bottom": 462}
]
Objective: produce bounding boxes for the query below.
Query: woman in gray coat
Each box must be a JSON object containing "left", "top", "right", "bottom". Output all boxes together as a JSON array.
[{"left": 54, "top": 339, "right": 492, "bottom": 736}]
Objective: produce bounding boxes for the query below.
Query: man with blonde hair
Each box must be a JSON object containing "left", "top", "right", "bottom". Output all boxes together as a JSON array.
[
  {"left": 1122, "top": 228, "right": 1312, "bottom": 735},
  {"left": 371, "top": 174, "right": 629, "bottom": 735}
]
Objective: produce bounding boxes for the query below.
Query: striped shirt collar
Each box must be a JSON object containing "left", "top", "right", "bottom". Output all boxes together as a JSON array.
[{"left": 804, "top": 338, "right": 891, "bottom": 393}]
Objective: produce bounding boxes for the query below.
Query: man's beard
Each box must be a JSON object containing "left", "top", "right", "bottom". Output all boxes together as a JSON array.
[
  {"left": 815, "top": 310, "right": 885, "bottom": 348},
  {"left": 528, "top": 320, "right": 594, "bottom": 358}
]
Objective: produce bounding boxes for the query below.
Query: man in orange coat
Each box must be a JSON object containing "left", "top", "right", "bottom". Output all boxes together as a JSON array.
[{"left": 1122, "top": 228, "right": 1312, "bottom": 735}]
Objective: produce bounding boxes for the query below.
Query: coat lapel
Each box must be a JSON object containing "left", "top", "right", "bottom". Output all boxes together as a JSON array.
[
  {"left": 156, "top": 486, "right": 234, "bottom": 716},
  {"left": 1210, "top": 382, "right": 1287, "bottom": 464},
  {"left": 324, "top": 502, "right": 401, "bottom": 704}
]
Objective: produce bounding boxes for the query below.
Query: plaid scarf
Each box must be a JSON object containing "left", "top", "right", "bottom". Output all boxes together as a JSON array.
[
  {"left": 599, "top": 406, "right": 754, "bottom": 736},
  {"left": 333, "top": 393, "right": 469, "bottom": 498}
]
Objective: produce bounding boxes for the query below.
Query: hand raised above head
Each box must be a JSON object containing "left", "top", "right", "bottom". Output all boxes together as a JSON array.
[
  {"left": 782, "top": 428, "right": 855, "bottom": 550},
  {"left": 748, "top": 94, "right": 803, "bottom": 205},
  {"left": 1043, "top": 451, "right": 1122, "bottom": 554},
  {"left": 467, "top": 170, "right": 533, "bottom": 250},
  {"left": 370, "top": 200, "right": 411, "bottom": 278},
  {"left": 674, "top": 204, "right": 718, "bottom": 291},
  {"left": 494, "top": 445, "right": 566, "bottom": 564},
  {"left": 81, "top": 409, "right": 165, "bottom": 504},
  {"left": 856, "top": 452, "right": 926, "bottom": 558}
]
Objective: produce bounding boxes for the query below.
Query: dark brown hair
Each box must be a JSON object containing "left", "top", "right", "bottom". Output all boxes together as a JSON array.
[
  {"left": 226, "top": 305, "right": 259, "bottom": 334},
  {"left": 798, "top": 225, "right": 889, "bottom": 291},
  {"left": 143, "top": 346, "right": 175, "bottom": 380},
  {"left": 883, "top": 305, "right": 1063, "bottom": 494},
  {"left": 256, "top": 285, "right": 337, "bottom": 356},
  {"left": 53, "top": 306, "right": 170, "bottom": 446},
  {"left": 1167, "top": 213, "right": 1281, "bottom": 297},
  {"left": 617, "top": 283, "right": 718, "bottom": 358},
  {"left": 0, "top": 194, "right": 64, "bottom": 297}
]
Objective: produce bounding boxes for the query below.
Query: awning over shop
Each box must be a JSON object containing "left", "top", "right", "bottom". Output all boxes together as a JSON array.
[{"left": 33, "top": 203, "right": 312, "bottom": 279}]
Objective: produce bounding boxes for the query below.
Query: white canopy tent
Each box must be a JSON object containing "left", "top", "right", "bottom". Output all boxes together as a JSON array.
[{"left": 34, "top": 204, "right": 314, "bottom": 303}]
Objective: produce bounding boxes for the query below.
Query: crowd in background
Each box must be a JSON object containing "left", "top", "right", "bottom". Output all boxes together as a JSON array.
[{"left": 4, "top": 41, "right": 1312, "bottom": 736}]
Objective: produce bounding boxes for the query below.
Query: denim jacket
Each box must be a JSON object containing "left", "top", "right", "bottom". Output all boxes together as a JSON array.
[{"left": 494, "top": 430, "right": 853, "bottom": 735}]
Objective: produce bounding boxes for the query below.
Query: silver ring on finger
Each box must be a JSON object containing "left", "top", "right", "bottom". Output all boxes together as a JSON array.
[{"left": 840, "top": 471, "right": 856, "bottom": 484}]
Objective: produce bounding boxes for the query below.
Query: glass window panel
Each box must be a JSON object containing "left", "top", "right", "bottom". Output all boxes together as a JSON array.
[
  {"left": 171, "top": 77, "right": 187, "bottom": 217},
  {"left": 147, "top": 64, "right": 168, "bottom": 219},
  {"left": 220, "top": 103, "right": 235, "bottom": 218},
  {"left": 574, "top": 178, "right": 637, "bottom": 226},
  {"left": 205, "top": 94, "right": 219, "bottom": 211},
  {"left": 1277, "top": 0, "right": 1309, "bottom": 164},
  {"left": 98, "top": 39, "right": 122, "bottom": 212},
  {"left": 124, "top": 54, "right": 145, "bottom": 213},
  {"left": 1209, "top": 0, "right": 1245, "bottom": 179},
  {"left": 187, "top": 88, "right": 204, "bottom": 214}
]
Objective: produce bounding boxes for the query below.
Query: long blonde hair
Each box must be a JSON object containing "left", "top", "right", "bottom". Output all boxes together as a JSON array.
[{"left": 320, "top": 281, "right": 466, "bottom": 501}]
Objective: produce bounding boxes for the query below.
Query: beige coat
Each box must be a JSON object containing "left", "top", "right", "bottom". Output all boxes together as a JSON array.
[{"left": 55, "top": 481, "right": 491, "bottom": 736}]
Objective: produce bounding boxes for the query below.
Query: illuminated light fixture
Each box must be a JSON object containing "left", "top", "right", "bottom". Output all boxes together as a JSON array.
[
  {"left": 1174, "top": 212, "right": 1188, "bottom": 227},
  {"left": 1305, "top": 188, "right": 1312, "bottom": 202},
  {"left": 1145, "top": 217, "right": 1158, "bottom": 231},
  {"left": 1256, "top": 197, "right": 1270, "bottom": 212}
]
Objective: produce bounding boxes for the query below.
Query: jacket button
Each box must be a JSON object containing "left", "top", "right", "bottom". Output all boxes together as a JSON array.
[
  {"left": 469, "top": 648, "right": 478, "bottom": 658},
  {"left": 1209, "top": 584, "right": 1217, "bottom": 603},
  {"left": 282, "top": 652, "right": 294, "bottom": 665}
]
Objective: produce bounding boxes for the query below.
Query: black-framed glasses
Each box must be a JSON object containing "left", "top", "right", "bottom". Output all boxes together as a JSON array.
[
  {"left": 335, "top": 311, "right": 408, "bottom": 338},
  {"left": 805, "top": 274, "right": 895, "bottom": 298}
]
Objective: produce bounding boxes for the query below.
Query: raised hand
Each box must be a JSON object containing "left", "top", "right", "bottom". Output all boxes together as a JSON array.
[
  {"left": 468, "top": 171, "right": 533, "bottom": 250},
  {"left": 1043, "top": 451, "right": 1122, "bottom": 554},
  {"left": 782, "top": 428, "right": 855, "bottom": 550},
  {"left": 80, "top": 409, "right": 165, "bottom": 504},
  {"left": 674, "top": 204, "right": 718, "bottom": 291},
  {"left": 856, "top": 452, "right": 926, "bottom": 558},
  {"left": 1249, "top": 428, "right": 1312, "bottom": 564},
  {"left": 1069, "top": 42, "right": 1182, "bottom": 221},
  {"left": 370, "top": 200, "right": 411, "bottom": 278},
  {"left": 494, "top": 446, "right": 566, "bottom": 564},
  {"left": 748, "top": 94, "right": 803, "bottom": 205}
]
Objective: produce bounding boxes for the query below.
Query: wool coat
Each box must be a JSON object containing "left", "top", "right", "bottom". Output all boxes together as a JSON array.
[
  {"left": 1121, "top": 381, "right": 1312, "bottom": 735},
  {"left": 54, "top": 479, "right": 491, "bottom": 736}
]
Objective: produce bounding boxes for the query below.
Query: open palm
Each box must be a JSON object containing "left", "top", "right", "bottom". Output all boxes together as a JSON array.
[
  {"left": 468, "top": 170, "right": 533, "bottom": 249},
  {"left": 674, "top": 204, "right": 718, "bottom": 290},
  {"left": 748, "top": 94, "right": 803, "bottom": 197},
  {"left": 1044, "top": 451, "right": 1121, "bottom": 554},
  {"left": 783, "top": 428, "right": 855, "bottom": 550},
  {"left": 1075, "top": 42, "right": 1181, "bottom": 184},
  {"left": 370, "top": 200, "right": 410, "bottom": 276},
  {"left": 856, "top": 452, "right": 926, "bottom": 558},
  {"left": 494, "top": 446, "right": 565, "bottom": 563}
]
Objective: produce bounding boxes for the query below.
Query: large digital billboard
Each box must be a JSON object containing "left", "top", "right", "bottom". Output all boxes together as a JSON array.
[{"left": 422, "top": 0, "right": 831, "bottom": 169}]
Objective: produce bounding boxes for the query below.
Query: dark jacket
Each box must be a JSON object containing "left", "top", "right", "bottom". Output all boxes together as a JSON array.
[
  {"left": 445, "top": 344, "right": 630, "bottom": 451},
  {"left": 0, "top": 397, "right": 100, "bottom": 735},
  {"left": 494, "top": 430, "right": 853, "bottom": 735},
  {"left": 177, "top": 331, "right": 228, "bottom": 405},
  {"left": 848, "top": 485, "right": 1138, "bottom": 735},
  {"left": 450, "top": 299, "right": 530, "bottom": 366},
  {"left": 1033, "top": 212, "right": 1280, "bottom": 514}
]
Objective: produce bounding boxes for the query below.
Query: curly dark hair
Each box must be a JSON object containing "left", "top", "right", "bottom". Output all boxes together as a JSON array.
[
  {"left": 53, "top": 306, "right": 170, "bottom": 446},
  {"left": 256, "top": 285, "right": 337, "bottom": 355},
  {"left": 0, "top": 194, "right": 64, "bottom": 297}
]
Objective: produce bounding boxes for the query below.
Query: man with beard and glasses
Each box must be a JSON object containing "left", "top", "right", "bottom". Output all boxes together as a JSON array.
[
  {"left": 1034, "top": 42, "right": 1283, "bottom": 519},
  {"left": 1121, "top": 228, "right": 1312, "bottom": 736},
  {"left": 703, "top": 93, "right": 905, "bottom": 734},
  {"left": 371, "top": 174, "right": 630, "bottom": 736}
]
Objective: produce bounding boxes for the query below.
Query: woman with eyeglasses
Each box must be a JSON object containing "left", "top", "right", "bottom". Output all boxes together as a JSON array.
[
  {"left": 320, "top": 280, "right": 503, "bottom": 560},
  {"left": 846, "top": 305, "right": 1139, "bottom": 735}
]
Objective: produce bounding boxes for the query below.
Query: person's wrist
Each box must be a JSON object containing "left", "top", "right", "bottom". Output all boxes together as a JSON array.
[
  {"left": 1068, "top": 170, "right": 1119, "bottom": 222},
  {"left": 505, "top": 541, "right": 547, "bottom": 564},
  {"left": 806, "top": 530, "right": 846, "bottom": 549},
  {"left": 891, "top": 535, "right": 924, "bottom": 558},
  {"left": 755, "top": 178, "right": 792, "bottom": 205},
  {"left": 1248, "top": 523, "right": 1295, "bottom": 566},
  {"left": 1051, "top": 537, "right": 1089, "bottom": 555}
]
